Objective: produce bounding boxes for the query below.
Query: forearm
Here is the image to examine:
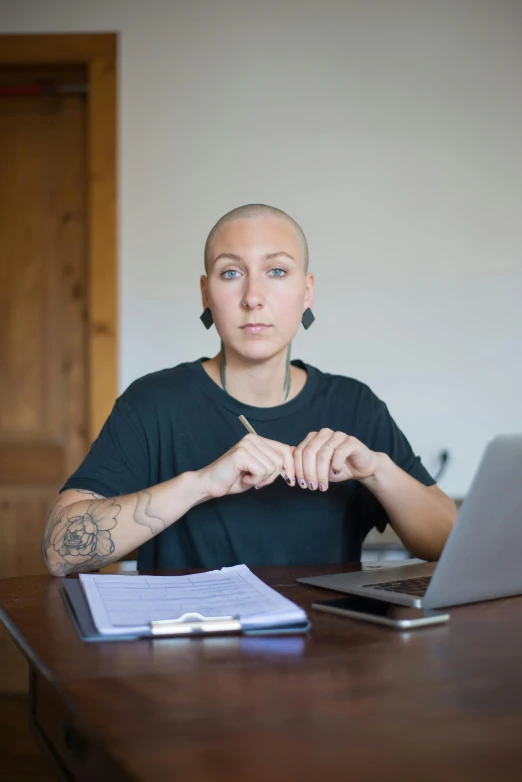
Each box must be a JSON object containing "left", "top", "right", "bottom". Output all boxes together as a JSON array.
[
  {"left": 360, "top": 453, "right": 457, "bottom": 561},
  {"left": 42, "top": 472, "right": 208, "bottom": 577}
]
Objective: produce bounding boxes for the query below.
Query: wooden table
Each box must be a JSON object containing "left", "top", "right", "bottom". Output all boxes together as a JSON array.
[{"left": 1, "top": 565, "right": 522, "bottom": 782}]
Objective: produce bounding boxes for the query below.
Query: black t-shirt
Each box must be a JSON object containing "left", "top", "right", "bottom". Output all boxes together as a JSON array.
[{"left": 61, "top": 359, "right": 435, "bottom": 569}]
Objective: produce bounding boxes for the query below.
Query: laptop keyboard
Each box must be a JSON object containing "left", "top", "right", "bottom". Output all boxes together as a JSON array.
[{"left": 362, "top": 575, "right": 432, "bottom": 597}]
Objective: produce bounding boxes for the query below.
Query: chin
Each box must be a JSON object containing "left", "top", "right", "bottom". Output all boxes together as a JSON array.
[{"left": 228, "top": 338, "right": 288, "bottom": 364}]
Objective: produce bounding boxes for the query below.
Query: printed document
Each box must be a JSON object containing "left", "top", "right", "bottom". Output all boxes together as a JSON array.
[{"left": 79, "top": 564, "right": 307, "bottom": 636}]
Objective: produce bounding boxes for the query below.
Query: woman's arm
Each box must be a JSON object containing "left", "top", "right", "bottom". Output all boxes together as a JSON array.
[
  {"left": 42, "top": 432, "right": 296, "bottom": 576},
  {"left": 360, "top": 454, "right": 457, "bottom": 561},
  {"left": 42, "top": 474, "right": 208, "bottom": 576},
  {"left": 293, "top": 428, "right": 457, "bottom": 561}
]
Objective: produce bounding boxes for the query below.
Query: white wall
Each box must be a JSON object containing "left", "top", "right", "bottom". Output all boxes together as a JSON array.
[{"left": 2, "top": 0, "right": 521, "bottom": 497}]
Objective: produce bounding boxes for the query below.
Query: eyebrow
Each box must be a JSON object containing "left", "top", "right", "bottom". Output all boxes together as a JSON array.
[
  {"left": 264, "top": 252, "right": 296, "bottom": 262},
  {"left": 213, "top": 253, "right": 242, "bottom": 264},
  {"left": 212, "top": 251, "right": 297, "bottom": 265}
]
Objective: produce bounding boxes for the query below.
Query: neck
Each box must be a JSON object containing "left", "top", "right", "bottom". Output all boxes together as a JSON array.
[{"left": 210, "top": 346, "right": 292, "bottom": 407}]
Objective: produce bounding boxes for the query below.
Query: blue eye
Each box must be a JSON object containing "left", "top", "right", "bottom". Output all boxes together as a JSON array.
[
  {"left": 221, "top": 270, "right": 240, "bottom": 280},
  {"left": 269, "top": 268, "right": 287, "bottom": 278}
]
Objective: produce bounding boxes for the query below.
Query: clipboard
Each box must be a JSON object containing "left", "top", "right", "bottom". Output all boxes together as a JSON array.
[{"left": 60, "top": 579, "right": 311, "bottom": 642}]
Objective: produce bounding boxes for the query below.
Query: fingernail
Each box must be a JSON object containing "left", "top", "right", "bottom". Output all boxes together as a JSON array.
[
  {"left": 300, "top": 480, "right": 306, "bottom": 488},
  {"left": 309, "top": 482, "right": 316, "bottom": 491},
  {"left": 287, "top": 478, "right": 296, "bottom": 486},
  {"left": 319, "top": 483, "right": 326, "bottom": 492},
  {"left": 333, "top": 469, "right": 340, "bottom": 476},
  {"left": 255, "top": 485, "right": 262, "bottom": 490}
]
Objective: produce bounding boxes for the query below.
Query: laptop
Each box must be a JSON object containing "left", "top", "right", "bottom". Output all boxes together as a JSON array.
[{"left": 297, "top": 434, "right": 522, "bottom": 609}]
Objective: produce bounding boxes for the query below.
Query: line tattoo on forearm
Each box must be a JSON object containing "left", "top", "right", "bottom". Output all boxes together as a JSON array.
[{"left": 132, "top": 490, "right": 168, "bottom": 534}]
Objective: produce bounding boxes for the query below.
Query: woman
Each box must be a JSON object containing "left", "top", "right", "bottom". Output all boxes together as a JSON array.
[{"left": 42, "top": 204, "right": 457, "bottom": 576}]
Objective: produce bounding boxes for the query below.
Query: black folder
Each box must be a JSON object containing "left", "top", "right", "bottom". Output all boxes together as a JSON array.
[{"left": 60, "top": 578, "right": 311, "bottom": 642}]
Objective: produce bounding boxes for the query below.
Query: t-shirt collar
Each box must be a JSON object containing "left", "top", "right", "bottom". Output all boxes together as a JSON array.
[{"left": 191, "top": 357, "right": 319, "bottom": 422}]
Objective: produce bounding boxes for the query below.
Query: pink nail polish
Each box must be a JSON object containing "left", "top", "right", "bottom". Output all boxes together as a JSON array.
[{"left": 319, "top": 483, "right": 326, "bottom": 491}]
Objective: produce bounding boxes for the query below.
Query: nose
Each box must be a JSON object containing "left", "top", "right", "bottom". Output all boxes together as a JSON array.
[{"left": 241, "top": 275, "right": 265, "bottom": 310}]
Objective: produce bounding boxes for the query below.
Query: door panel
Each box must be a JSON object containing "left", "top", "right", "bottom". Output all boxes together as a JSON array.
[{"left": 0, "top": 82, "right": 89, "bottom": 691}]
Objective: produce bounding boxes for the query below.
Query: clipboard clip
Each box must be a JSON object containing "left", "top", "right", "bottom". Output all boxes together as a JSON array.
[{"left": 150, "top": 612, "right": 242, "bottom": 637}]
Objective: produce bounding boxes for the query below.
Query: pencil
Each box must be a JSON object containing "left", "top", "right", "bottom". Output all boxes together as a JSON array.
[{"left": 238, "top": 415, "right": 292, "bottom": 484}]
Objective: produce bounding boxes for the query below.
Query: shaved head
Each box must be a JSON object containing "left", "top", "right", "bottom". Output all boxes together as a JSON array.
[{"left": 204, "top": 204, "right": 309, "bottom": 273}]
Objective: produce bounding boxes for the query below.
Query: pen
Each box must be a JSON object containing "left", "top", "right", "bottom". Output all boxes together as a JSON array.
[{"left": 238, "top": 414, "right": 293, "bottom": 485}]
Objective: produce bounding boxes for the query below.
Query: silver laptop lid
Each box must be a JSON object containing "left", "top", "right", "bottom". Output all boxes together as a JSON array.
[{"left": 424, "top": 434, "right": 522, "bottom": 609}]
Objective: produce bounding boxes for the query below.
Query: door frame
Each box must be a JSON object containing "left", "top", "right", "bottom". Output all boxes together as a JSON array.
[{"left": 0, "top": 34, "right": 118, "bottom": 440}]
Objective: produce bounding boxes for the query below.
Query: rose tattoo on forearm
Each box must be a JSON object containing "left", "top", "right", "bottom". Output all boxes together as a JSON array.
[{"left": 43, "top": 499, "right": 120, "bottom": 576}]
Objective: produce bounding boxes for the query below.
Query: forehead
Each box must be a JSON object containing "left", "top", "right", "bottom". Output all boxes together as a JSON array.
[{"left": 209, "top": 216, "right": 304, "bottom": 261}]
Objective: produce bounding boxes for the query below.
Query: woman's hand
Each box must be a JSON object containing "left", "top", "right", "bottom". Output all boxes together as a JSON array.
[
  {"left": 197, "top": 433, "right": 296, "bottom": 499},
  {"left": 293, "top": 428, "right": 378, "bottom": 491}
]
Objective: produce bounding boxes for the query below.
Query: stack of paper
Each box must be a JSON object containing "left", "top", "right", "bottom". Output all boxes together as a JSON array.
[{"left": 79, "top": 564, "right": 308, "bottom": 637}]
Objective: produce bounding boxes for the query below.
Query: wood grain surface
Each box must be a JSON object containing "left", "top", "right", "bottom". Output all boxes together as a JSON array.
[{"left": 1, "top": 565, "right": 522, "bottom": 781}]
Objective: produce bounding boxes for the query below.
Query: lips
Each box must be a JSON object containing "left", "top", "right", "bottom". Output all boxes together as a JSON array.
[{"left": 241, "top": 323, "right": 270, "bottom": 334}]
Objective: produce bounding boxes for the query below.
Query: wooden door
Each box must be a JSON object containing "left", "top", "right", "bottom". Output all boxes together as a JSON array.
[{"left": 0, "top": 67, "right": 89, "bottom": 692}]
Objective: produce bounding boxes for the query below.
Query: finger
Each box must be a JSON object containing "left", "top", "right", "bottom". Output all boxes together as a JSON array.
[
  {"left": 241, "top": 437, "right": 296, "bottom": 487},
  {"left": 234, "top": 445, "right": 274, "bottom": 487},
  {"left": 330, "top": 435, "right": 364, "bottom": 475},
  {"left": 245, "top": 434, "right": 295, "bottom": 486},
  {"left": 253, "top": 465, "right": 284, "bottom": 490},
  {"left": 294, "top": 431, "right": 317, "bottom": 489},
  {"left": 260, "top": 438, "right": 296, "bottom": 485},
  {"left": 316, "top": 432, "right": 346, "bottom": 490},
  {"left": 302, "top": 428, "right": 334, "bottom": 490},
  {"left": 238, "top": 437, "right": 279, "bottom": 483}
]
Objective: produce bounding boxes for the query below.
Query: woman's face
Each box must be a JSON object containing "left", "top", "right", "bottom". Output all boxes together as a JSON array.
[{"left": 201, "top": 216, "right": 314, "bottom": 361}]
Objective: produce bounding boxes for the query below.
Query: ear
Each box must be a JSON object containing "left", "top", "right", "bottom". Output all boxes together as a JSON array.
[
  {"left": 200, "top": 275, "right": 209, "bottom": 309},
  {"left": 304, "top": 273, "right": 315, "bottom": 311}
]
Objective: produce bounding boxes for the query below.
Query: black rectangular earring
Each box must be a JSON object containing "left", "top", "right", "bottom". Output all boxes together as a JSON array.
[
  {"left": 301, "top": 308, "right": 315, "bottom": 329},
  {"left": 200, "top": 308, "right": 214, "bottom": 329}
]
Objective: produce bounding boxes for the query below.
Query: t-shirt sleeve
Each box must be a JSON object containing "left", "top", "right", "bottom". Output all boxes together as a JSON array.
[
  {"left": 61, "top": 396, "right": 150, "bottom": 498},
  {"left": 353, "top": 388, "right": 435, "bottom": 536}
]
